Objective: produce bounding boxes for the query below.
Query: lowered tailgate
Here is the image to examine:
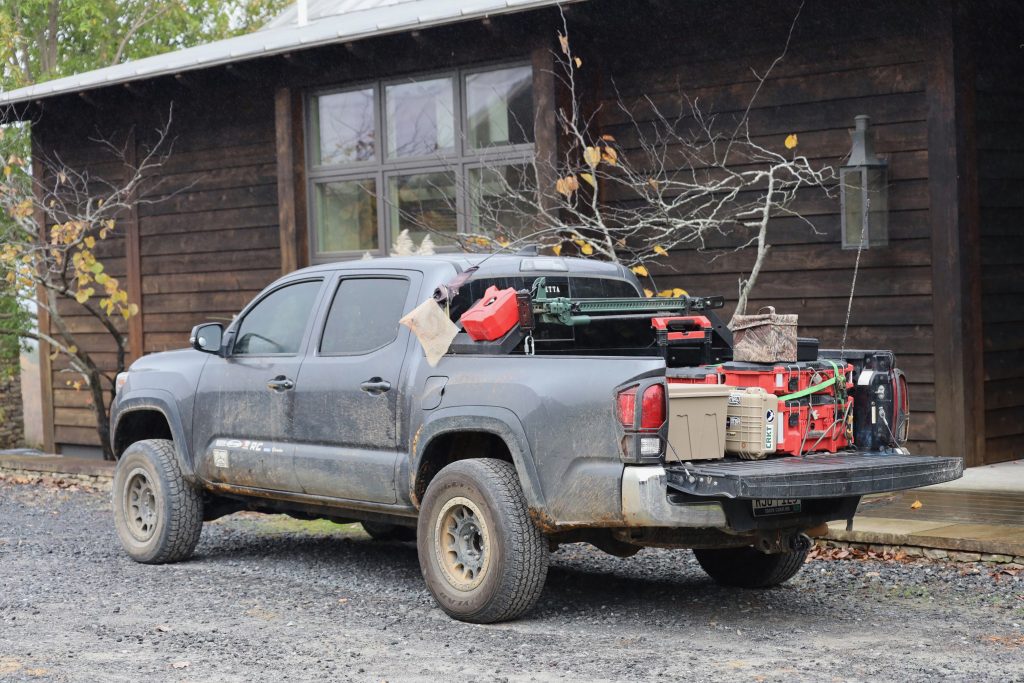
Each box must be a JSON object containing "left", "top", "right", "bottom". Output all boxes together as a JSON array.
[{"left": 664, "top": 452, "right": 963, "bottom": 500}]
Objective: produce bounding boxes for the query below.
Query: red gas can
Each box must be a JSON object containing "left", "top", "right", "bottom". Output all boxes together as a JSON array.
[{"left": 459, "top": 286, "right": 520, "bottom": 341}]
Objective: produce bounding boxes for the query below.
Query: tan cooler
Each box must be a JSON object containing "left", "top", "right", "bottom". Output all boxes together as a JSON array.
[
  {"left": 666, "top": 384, "right": 732, "bottom": 462},
  {"left": 724, "top": 386, "right": 783, "bottom": 460}
]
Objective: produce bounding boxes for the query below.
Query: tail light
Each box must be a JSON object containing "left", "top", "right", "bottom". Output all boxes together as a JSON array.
[
  {"left": 640, "top": 384, "right": 665, "bottom": 429},
  {"left": 616, "top": 383, "right": 666, "bottom": 430},
  {"left": 617, "top": 386, "right": 638, "bottom": 428},
  {"left": 617, "top": 382, "right": 667, "bottom": 463}
]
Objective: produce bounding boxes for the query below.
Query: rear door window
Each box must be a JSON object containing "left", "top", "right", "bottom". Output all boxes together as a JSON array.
[{"left": 320, "top": 277, "right": 411, "bottom": 355}]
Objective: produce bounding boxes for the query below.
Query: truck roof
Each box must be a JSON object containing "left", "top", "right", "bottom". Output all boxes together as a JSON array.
[{"left": 292, "top": 253, "right": 639, "bottom": 282}]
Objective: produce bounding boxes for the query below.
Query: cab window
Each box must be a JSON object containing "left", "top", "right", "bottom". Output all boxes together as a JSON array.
[
  {"left": 320, "top": 277, "right": 411, "bottom": 355},
  {"left": 233, "top": 280, "right": 322, "bottom": 355}
]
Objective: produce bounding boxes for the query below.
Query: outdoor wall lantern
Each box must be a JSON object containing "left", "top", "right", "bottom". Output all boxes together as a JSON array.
[{"left": 840, "top": 114, "right": 889, "bottom": 249}]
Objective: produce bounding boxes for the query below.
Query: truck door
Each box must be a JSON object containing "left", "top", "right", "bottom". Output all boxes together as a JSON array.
[
  {"left": 291, "top": 272, "right": 420, "bottom": 504},
  {"left": 192, "top": 278, "right": 324, "bottom": 492}
]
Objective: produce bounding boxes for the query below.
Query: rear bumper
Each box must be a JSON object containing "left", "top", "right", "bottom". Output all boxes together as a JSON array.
[{"left": 663, "top": 451, "right": 964, "bottom": 500}]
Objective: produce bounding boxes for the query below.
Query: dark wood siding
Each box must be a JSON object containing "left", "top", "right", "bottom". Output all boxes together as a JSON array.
[
  {"left": 975, "top": 1, "right": 1024, "bottom": 464},
  {"left": 592, "top": 0, "right": 936, "bottom": 452},
  {"left": 34, "top": 78, "right": 281, "bottom": 451}
]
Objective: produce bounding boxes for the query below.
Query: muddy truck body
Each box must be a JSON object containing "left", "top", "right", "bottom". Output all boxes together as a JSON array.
[{"left": 109, "top": 254, "right": 962, "bottom": 622}]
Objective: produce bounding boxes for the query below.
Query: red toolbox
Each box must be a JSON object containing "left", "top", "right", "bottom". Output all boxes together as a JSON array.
[{"left": 459, "top": 286, "right": 520, "bottom": 341}]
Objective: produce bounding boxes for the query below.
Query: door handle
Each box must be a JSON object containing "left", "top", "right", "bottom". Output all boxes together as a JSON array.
[
  {"left": 360, "top": 377, "right": 392, "bottom": 394},
  {"left": 267, "top": 375, "right": 295, "bottom": 392}
]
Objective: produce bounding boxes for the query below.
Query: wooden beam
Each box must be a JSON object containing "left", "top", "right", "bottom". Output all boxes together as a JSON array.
[
  {"left": 30, "top": 138, "right": 55, "bottom": 454},
  {"left": 123, "top": 129, "right": 144, "bottom": 362},
  {"left": 275, "top": 87, "right": 308, "bottom": 274},
  {"left": 927, "top": 0, "right": 984, "bottom": 466}
]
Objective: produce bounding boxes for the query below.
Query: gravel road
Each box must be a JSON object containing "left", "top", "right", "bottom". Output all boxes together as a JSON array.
[{"left": 1, "top": 476, "right": 1022, "bottom": 682}]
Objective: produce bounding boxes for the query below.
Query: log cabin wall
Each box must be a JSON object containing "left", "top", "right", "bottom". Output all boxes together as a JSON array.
[
  {"left": 975, "top": 1, "right": 1024, "bottom": 464},
  {"left": 33, "top": 77, "right": 281, "bottom": 453},
  {"left": 590, "top": 0, "right": 938, "bottom": 453}
]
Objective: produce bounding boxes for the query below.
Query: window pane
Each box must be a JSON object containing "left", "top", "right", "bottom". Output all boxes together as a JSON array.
[
  {"left": 468, "top": 164, "right": 536, "bottom": 237},
  {"left": 234, "top": 281, "right": 322, "bottom": 355},
  {"left": 466, "top": 66, "right": 534, "bottom": 148},
  {"left": 385, "top": 78, "right": 455, "bottom": 158},
  {"left": 315, "top": 179, "right": 378, "bottom": 253},
  {"left": 388, "top": 172, "right": 457, "bottom": 247},
  {"left": 320, "top": 278, "right": 410, "bottom": 354},
  {"left": 314, "top": 89, "right": 376, "bottom": 165}
]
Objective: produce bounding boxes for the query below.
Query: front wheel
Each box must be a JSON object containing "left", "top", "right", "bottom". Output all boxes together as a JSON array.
[
  {"left": 417, "top": 459, "right": 548, "bottom": 623},
  {"left": 693, "top": 545, "right": 809, "bottom": 588},
  {"left": 112, "top": 439, "right": 203, "bottom": 564}
]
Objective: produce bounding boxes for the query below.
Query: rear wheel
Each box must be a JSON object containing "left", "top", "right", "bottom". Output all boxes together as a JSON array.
[
  {"left": 417, "top": 459, "right": 548, "bottom": 623},
  {"left": 112, "top": 439, "right": 203, "bottom": 564},
  {"left": 693, "top": 545, "right": 808, "bottom": 588},
  {"left": 362, "top": 521, "right": 416, "bottom": 542}
]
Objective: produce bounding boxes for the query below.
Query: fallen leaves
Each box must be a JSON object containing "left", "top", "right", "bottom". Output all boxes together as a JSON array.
[
  {"left": 171, "top": 661, "right": 190, "bottom": 670},
  {"left": 784, "top": 133, "right": 799, "bottom": 149},
  {"left": 807, "top": 544, "right": 910, "bottom": 563},
  {"left": 910, "top": 499, "right": 923, "bottom": 510}
]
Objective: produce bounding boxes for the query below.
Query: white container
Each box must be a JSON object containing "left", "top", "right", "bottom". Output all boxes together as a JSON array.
[
  {"left": 666, "top": 384, "right": 732, "bottom": 461},
  {"left": 724, "top": 386, "right": 782, "bottom": 460}
]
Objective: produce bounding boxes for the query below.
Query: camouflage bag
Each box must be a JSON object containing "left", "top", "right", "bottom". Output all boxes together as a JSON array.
[{"left": 729, "top": 306, "right": 798, "bottom": 363}]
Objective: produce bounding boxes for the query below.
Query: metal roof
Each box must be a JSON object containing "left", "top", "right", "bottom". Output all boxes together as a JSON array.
[{"left": 0, "top": 0, "right": 570, "bottom": 108}]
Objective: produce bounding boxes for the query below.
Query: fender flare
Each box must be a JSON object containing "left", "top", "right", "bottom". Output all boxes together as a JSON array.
[
  {"left": 411, "top": 406, "right": 547, "bottom": 515},
  {"left": 111, "top": 390, "right": 196, "bottom": 482}
]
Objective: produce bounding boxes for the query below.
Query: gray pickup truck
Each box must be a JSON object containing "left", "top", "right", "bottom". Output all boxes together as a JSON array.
[{"left": 109, "top": 254, "right": 962, "bottom": 623}]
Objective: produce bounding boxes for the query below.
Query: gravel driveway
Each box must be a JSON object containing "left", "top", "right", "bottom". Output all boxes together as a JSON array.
[{"left": 1, "top": 476, "right": 1022, "bottom": 682}]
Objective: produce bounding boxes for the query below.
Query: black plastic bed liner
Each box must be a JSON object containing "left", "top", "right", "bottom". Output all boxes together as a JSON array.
[{"left": 664, "top": 452, "right": 963, "bottom": 500}]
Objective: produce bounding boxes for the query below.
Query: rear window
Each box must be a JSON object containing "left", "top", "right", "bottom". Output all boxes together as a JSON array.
[{"left": 449, "top": 276, "right": 642, "bottom": 346}]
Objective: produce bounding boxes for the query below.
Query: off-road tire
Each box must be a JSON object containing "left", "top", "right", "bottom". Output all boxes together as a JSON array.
[
  {"left": 362, "top": 521, "right": 417, "bottom": 542},
  {"left": 417, "top": 459, "right": 548, "bottom": 623},
  {"left": 112, "top": 438, "right": 203, "bottom": 564},
  {"left": 693, "top": 545, "right": 809, "bottom": 588}
]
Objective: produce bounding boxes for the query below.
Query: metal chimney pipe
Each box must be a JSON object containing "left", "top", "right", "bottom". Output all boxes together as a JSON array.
[{"left": 297, "top": 0, "right": 308, "bottom": 26}]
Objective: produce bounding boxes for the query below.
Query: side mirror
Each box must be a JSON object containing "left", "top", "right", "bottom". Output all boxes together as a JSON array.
[{"left": 190, "top": 323, "right": 224, "bottom": 355}]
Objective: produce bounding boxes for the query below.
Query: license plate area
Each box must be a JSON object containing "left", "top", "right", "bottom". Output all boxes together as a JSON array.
[{"left": 751, "top": 498, "right": 802, "bottom": 516}]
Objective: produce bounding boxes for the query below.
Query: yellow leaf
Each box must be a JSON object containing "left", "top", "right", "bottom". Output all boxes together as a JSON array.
[
  {"left": 67, "top": 345, "right": 77, "bottom": 354},
  {"left": 580, "top": 243, "right": 594, "bottom": 256},
  {"left": 551, "top": 244, "right": 562, "bottom": 256},
  {"left": 601, "top": 134, "right": 616, "bottom": 142},
  {"left": 558, "top": 32, "right": 569, "bottom": 55},
  {"left": 643, "top": 288, "right": 654, "bottom": 298},
  {"left": 673, "top": 287, "right": 688, "bottom": 297},
  {"left": 555, "top": 175, "right": 579, "bottom": 197},
  {"left": 497, "top": 239, "right": 510, "bottom": 248},
  {"left": 647, "top": 178, "right": 660, "bottom": 190},
  {"left": 2, "top": 166, "right": 10, "bottom": 178},
  {"left": 658, "top": 289, "right": 673, "bottom": 298},
  {"left": 653, "top": 245, "right": 668, "bottom": 257},
  {"left": 580, "top": 172, "right": 596, "bottom": 188},
  {"left": 83, "top": 236, "right": 96, "bottom": 249},
  {"left": 583, "top": 146, "right": 601, "bottom": 167},
  {"left": 784, "top": 133, "right": 799, "bottom": 150},
  {"left": 574, "top": 56, "right": 582, "bottom": 68},
  {"left": 601, "top": 147, "right": 618, "bottom": 166},
  {"left": 74, "top": 290, "right": 90, "bottom": 304},
  {"left": 631, "top": 265, "right": 649, "bottom": 277},
  {"left": 910, "top": 500, "right": 923, "bottom": 510}
]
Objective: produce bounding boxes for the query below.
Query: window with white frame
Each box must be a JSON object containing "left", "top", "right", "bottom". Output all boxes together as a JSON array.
[{"left": 307, "top": 64, "right": 536, "bottom": 258}]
